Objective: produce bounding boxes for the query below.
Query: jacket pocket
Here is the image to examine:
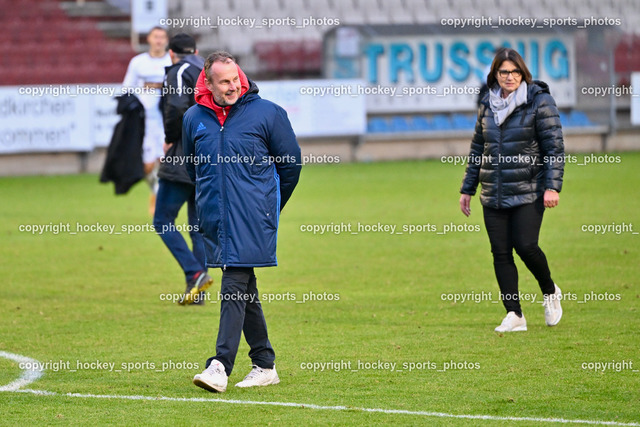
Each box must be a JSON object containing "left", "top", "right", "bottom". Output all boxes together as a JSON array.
[
  {"left": 251, "top": 138, "right": 271, "bottom": 177},
  {"left": 194, "top": 175, "right": 221, "bottom": 239},
  {"left": 258, "top": 172, "right": 279, "bottom": 231}
]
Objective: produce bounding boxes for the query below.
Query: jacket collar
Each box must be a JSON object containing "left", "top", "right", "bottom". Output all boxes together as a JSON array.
[
  {"left": 194, "top": 64, "right": 250, "bottom": 116},
  {"left": 480, "top": 80, "right": 550, "bottom": 108},
  {"left": 182, "top": 54, "right": 205, "bottom": 68}
]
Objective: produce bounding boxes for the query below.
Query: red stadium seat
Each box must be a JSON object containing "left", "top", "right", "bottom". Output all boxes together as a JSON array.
[
  {"left": 279, "top": 41, "right": 304, "bottom": 73},
  {"left": 254, "top": 41, "right": 283, "bottom": 75},
  {"left": 0, "top": 0, "right": 134, "bottom": 86},
  {"left": 302, "top": 39, "right": 323, "bottom": 73}
]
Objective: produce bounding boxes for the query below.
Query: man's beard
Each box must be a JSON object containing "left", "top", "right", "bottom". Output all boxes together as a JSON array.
[{"left": 215, "top": 92, "right": 238, "bottom": 107}]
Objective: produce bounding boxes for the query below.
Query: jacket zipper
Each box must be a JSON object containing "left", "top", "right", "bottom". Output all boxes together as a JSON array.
[
  {"left": 497, "top": 126, "right": 503, "bottom": 209},
  {"left": 519, "top": 104, "right": 528, "bottom": 125},
  {"left": 219, "top": 103, "right": 241, "bottom": 270},
  {"left": 495, "top": 93, "right": 533, "bottom": 209},
  {"left": 220, "top": 124, "right": 227, "bottom": 271}
]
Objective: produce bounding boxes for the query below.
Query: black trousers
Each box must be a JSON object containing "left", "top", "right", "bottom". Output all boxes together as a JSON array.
[
  {"left": 206, "top": 267, "right": 275, "bottom": 376},
  {"left": 483, "top": 198, "right": 556, "bottom": 315}
]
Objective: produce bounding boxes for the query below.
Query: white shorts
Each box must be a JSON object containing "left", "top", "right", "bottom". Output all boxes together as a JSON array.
[{"left": 142, "top": 115, "right": 165, "bottom": 164}]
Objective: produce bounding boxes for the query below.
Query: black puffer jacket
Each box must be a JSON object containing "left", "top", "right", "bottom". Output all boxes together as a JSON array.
[{"left": 460, "top": 80, "right": 565, "bottom": 209}]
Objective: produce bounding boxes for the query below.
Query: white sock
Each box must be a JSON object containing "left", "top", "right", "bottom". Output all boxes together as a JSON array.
[{"left": 145, "top": 164, "right": 159, "bottom": 194}]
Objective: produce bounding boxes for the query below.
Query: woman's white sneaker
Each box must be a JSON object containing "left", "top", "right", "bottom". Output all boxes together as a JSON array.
[
  {"left": 193, "top": 359, "right": 228, "bottom": 393},
  {"left": 235, "top": 365, "right": 280, "bottom": 388},
  {"left": 494, "top": 311, "right": 527, "bottom": 332},
  {"left": 543, "top": 284, "right": 563, "bottom": 326}
]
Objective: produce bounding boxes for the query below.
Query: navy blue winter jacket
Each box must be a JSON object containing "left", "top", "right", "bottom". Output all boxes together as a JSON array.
[{"left": 182, "top": 75, "right": 301, "bottom": 268}]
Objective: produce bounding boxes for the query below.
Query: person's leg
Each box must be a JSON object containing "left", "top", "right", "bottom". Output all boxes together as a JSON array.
[
  {"left": 208, "top": 267, "right": 252, "bottom": 376},
  {"left": 142, "top": 128, "right": 159, "bottom": 195},
  {"left": 483, "top": 205, "right": 521, "bottom": 315},
  {"left": 142, "top": 140, "right": 158, "bottom": 216},
  {"left": 511, "top": 198, "right": 556, "bottom": 295},
  {"left": 186, "top": 190, "right": 206, "bottom": 272},
  {"left": 142, "top": 116, "right": 164, "bottom": 216},
  {"left": 242, "top": 270, "right": 275, "bottom": 369},
  {"left": 143, "top": 163, "right": 158, "bottom": 189},
  {"left": 153, "top": 179, "right": 204, "bottom": 281}
]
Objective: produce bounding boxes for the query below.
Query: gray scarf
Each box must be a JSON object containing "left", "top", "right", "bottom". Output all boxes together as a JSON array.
[{"left": 489, "top": 81, "right": 528, "bottom": 126}]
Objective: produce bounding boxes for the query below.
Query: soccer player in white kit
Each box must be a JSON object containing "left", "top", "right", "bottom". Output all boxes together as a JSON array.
[{"left": 122, "top": 26, "right": 172, "bottom": 214}]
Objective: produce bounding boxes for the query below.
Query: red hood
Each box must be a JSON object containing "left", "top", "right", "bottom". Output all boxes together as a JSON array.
[{"left": 194, "top": 64, "right": 250, "bottom": 124}]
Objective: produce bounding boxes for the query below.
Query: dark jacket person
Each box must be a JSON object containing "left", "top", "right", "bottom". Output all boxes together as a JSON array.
[
  {"left": 159, "top": 47, "right": 205, "bottom": 184},
  {"left": 460, "top": 47, "right": 565, "bottom": 333},
  {"left": 186, "top": 51, "right": 301, "bottom": 393},
  {"left": 153, "top": 33, "right": 210, "bottom": 305}
]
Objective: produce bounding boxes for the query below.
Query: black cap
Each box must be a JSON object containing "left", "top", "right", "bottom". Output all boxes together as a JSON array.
[{"left": 169, "top": 33, "right": 196, "bottom": 54}]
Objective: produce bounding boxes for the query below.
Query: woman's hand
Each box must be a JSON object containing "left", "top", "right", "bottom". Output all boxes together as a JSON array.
[
  {"left": 544, "top": 190, "right": 559, "bottom": 208},
  {"left": 460, "top": 194, "right": 472, "bottom": 217}
]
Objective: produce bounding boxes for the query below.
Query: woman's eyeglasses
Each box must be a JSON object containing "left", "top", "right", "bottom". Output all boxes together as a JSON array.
[{"left": 498, "top": 69, "right": 522, "bottom": 78}]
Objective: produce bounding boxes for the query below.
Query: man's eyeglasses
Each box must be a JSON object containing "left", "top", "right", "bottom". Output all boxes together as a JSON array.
[{"left": 498, "top": 69, "right": 522, "bottom": 78}]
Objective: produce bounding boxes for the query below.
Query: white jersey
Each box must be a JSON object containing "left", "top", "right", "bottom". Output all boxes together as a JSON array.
[
  {"left": 122, "top": 52, "right": 171, "bottom": 114},
  {"left": 123, "top": 51, "right": 171, "bottom": 164}
]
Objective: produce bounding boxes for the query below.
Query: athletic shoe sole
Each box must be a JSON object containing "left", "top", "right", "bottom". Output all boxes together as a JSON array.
[
  {"left": 495, "top": 326, "right": 528, "bottom": 332},
  {"left": 183, "top": 275, "right": 214, "bottom": 305},
  {"left": 193, "top": 375, "right": 226, "bottom": 393},
  {"left": 235, "top": 376, "right": 280, "bottom": 388}
]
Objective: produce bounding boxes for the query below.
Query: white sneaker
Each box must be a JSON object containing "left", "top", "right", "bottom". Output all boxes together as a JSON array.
[
  {"left": 193, "top": 359, "right": 227, "bottom": 393},
  {"left": 543, "top": 284, "right": 563, "bottom": 326},
  {"left": 235, "top": 364, "right": 280, "bottom": 388},
  {"left": 494, "top": 311, "right": 527, "bottom": 332}
]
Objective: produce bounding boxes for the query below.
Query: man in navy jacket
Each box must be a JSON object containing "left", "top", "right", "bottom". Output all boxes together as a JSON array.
[{"left": 185, "top": 51, "right": 301, "bottom": 393}]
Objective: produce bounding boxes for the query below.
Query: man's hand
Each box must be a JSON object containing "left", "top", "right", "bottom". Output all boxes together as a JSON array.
[
  {"left": 460, "top": 194, "right": 472, "bottom": 217},
  {"left": 544, "top": 190, "right": 559, "bottom": 208},
  {"left": 163, "top": 142, "right": 174, "bottom": 155}
]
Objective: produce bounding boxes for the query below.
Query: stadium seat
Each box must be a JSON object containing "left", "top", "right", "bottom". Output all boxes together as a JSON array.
[
  {"left": 411, "top": 116, "right": 431, "bottom": 131},
  {"left": 431, "top": 114, "right": 452, "bottom": 131},
  {"left": 407, "top": 0, "right": 438, "bottom": 23},
  {"left": 451, "top": 114, "right": 475, "bottom": 130},
  {"left": 386, "top": 0, "right": 416, "bottom": 24},
  {"left": 364, "top": 2, "right": 389, "bottom": 25},
  {"left": 367, "top": 117, "right": 390, "bottom": 133},
  {"left": 0, "top": 0, "right": 134, "bottom": 85},
  {"left": 568, "top": 111, "right": 593, "bottom": 127},
  {"left": 254, "top": 41, "right": 283, "bottom": 75},
  {"left": 280, "top": 41, "right": 305, "bottom": 73},
  {"left": 336, "top": 0, "right": 366, "bottom": 25},
  {"left": 390, "top": 116, "right": 413, "bottom": 132},
  {"left": 302, "top": 40, "right": 323, "bottom": 73}
]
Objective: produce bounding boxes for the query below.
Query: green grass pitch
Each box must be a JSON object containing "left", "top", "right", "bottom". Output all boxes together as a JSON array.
[{"left": 0, "top": 153, "right": 638, "bottom": 425}]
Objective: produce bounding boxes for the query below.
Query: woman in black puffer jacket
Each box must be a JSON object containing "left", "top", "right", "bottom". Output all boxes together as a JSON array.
[{"left": 460, "top": 47, "right": 565, "bottom": 333}]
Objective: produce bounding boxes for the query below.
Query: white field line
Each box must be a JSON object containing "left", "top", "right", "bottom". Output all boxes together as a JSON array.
[
  {"left": 0, "top": 351, "right": 44, "bottom": 392},
  {"left": 1, "top": 351, "right": 638, "bottom": 426}
]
